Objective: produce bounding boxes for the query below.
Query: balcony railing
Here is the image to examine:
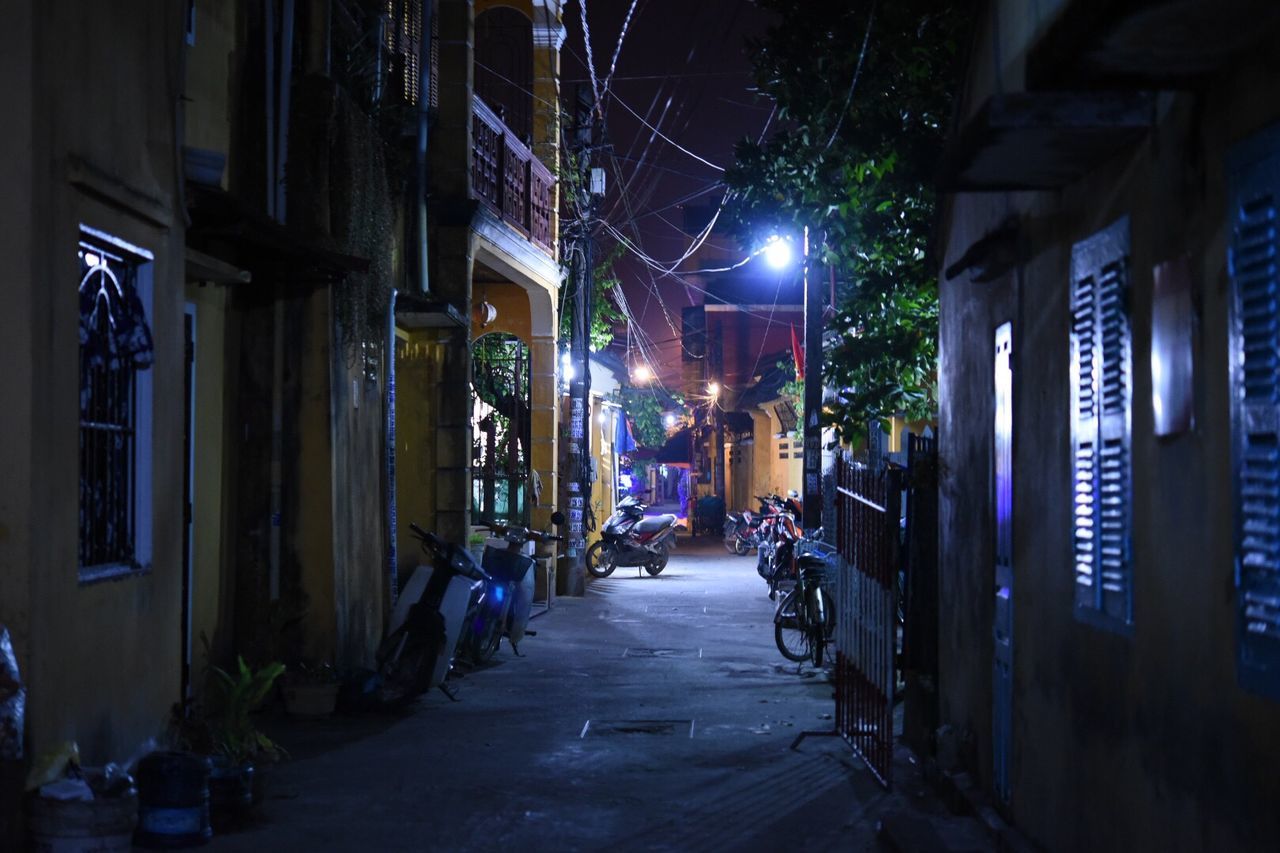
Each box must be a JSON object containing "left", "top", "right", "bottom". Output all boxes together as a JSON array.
[{"left": 472, "top": 96, "right": 554, "bottom": 254}]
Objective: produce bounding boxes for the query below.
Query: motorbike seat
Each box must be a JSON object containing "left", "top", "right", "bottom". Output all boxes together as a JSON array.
[{"left": 634, "top": 514, "right": 674, "bottom": 534}]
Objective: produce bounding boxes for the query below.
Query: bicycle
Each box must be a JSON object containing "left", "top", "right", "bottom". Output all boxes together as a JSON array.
[{"left": 773, "top": 528, "right": 835, "bottom": 666}]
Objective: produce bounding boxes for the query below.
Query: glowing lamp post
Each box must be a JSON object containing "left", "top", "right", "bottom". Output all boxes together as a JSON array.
[{"left": 762, "top": 229, "right": 822, "bottom": 530}]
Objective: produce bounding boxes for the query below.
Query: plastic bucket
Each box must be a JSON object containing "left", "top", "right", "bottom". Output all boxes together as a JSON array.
[{"left": 134, "top": 752, "right": 211, "bottom": 848}]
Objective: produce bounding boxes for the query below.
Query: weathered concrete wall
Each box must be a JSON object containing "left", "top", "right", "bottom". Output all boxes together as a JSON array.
[
  {"left": 0, "top": 0, "right": 35, "bottom": 708},
  {"left": 395, "top": 336, "right": 443, "bottom": 578},
  {"left": 939, "top": 44, "right": 1280, "bottom": 853},
  {"left": 17, "top": 0, "right": 187, "bottom": 763}
]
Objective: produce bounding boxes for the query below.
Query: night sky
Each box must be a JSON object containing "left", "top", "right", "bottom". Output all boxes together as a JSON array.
[{"left": 560, "top": 0, "right": 777, "bottom": 387}]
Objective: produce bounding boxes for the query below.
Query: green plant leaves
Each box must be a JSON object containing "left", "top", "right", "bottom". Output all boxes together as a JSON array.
[{"left": 724, "top": 0, "right": 962, "bottom": 443}]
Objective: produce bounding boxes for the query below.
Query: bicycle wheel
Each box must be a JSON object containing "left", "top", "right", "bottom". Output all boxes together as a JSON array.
[
  {"left": 774, "top": 589, "right": 811, "bottom": 662},
  {"left": 808, "top": 586, "right": 831, "bottom": 666}
]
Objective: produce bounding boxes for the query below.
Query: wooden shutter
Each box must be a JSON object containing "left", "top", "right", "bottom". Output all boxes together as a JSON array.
[
  {"left": 1070, "top": 218, "right": 1133, "bottom": 626},
  {"left": 1229, "top": 131, "right": 1280, "bottom": 698}
]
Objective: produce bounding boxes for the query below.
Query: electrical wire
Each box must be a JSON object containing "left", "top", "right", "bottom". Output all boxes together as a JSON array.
[
  {"left": 611, "top": 91, "right": 725, "bottom": 172},
  {"left": 823, "top": 1, "right": 877, "bottom": 152},
  {"left": 600, "top": 0, "right": 642, "bottom": 101}
]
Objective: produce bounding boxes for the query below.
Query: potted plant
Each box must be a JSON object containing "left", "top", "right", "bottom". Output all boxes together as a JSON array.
[
  {"left": 281, "top": 661, "right": 340, "bottom": 718},
  {"left": 202, "top": 657, "right": 285, "bottom": 831},
  {"left": 468, "top": 529, "right": 488, "bottom": 565}
]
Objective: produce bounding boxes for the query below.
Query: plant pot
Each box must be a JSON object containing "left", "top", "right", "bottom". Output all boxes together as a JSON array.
[
  {"left": 28, "top": 785, "right": 138, "bottom": 853},
  {"left": 134, "top": 751, "right": 211, "bottom": 848},
  {"left": 282, "top": 682, "right": 339, "bottom": 718},
  {"left": 207, "top": 762, "right": 253, "bottom": 834}
]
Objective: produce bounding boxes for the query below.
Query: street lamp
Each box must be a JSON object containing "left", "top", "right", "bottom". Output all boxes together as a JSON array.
[
  {"left": 762, "top": 235, "right": 794, "bottom": 270},
  {"left": 707, "top": 381, "right": 720, "bottom": 396},
  {"left": 632, "top": 364, "right": 653, "bottom": 384},
  {"left": 664, "top": 413, "right": 676, "bottom": 429},
  {"left": 758, "top": 230, "right": 822, "bottom": 530}
]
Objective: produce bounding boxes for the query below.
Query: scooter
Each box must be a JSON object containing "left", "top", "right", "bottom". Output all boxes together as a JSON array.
[
  {"left": 457, "top": 513, "right": 564, "bottom": 664},
  {"left": 375, "top": 522, "right": 488, "bottom": 704},
  {"left": 586, "top": 494, "right": 679, "bottom": 577}
]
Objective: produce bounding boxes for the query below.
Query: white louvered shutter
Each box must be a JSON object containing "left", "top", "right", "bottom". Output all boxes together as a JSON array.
[
  {"left": 1070, "top": 219, "right": 1133, "bottom": 626},
  {"left": 1229, "top": 135, "right": 1280, "bottom": 698}
]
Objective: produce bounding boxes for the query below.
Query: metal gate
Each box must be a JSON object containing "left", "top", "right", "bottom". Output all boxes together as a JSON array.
[{"left": 833, "top": 455, "right": 902, "bottom": 787}]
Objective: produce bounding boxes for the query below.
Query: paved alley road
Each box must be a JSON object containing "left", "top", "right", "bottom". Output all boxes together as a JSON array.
[{"left": 211, "top": 538, "right": 925, "bottom": 852}]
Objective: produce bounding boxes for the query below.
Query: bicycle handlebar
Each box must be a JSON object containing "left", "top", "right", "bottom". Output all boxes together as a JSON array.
[{"left": 481, "top": 519, "right": 566, "bottom": 545}]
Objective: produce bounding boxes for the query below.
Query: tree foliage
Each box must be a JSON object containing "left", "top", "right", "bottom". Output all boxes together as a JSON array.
[
  {"left": 724, "top": 0, "right": 964, "bottom": 442},
  {"left": 560, "top": 237, "right": 627, "bottom": 353},
  {"left": 622, "top": 387, "right": 685, "bottom": 450}
]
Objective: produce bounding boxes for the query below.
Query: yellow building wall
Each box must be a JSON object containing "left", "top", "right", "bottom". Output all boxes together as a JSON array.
[
  {"left": 395, "top": 333, "right": 444, "bottom": 580},
  {"left": 587, "top": 398, "right": 616, "bottom": 549},
  {"left": 185, "top": 0, "right": 236, "bottom": 178},
  {"left": 747, "top": 405, "right": 803, "bottom": 498},
  {"left": 471, "top": 282, "right": 532, "bottom": 341},
  {"left": 184, "top": 284, "right": 230, "bottom": 667}
]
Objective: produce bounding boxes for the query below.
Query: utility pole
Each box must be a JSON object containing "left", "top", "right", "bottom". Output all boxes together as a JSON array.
[
  {"left": 561, "top": 84, "right": 600, "bottom": 596},
  {"left": 802, "top": 226, "right": 823, "bottom": 530}
]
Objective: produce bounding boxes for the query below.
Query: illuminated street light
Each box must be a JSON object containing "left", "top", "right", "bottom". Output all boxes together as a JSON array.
[
  {"left": 664, "top": 413, "right": 676, "bottom": 428},
  {"left": 708, "top": 381, "right": 720, "bottom": 395},
  {"left": 632, "top": 364, "right": 653, "bottom": 383},
  {"left": 762, "top": 235, "right": 793, "bottom": 270}
]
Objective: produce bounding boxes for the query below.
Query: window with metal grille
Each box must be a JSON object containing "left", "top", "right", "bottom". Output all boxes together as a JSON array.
[
  {"left": 382, "top": 0, "right": 422, "bottom": 106},
  {"left": 1228, "top": 126, "right": 1280, "bottom": 700},
  {"left": 1070, "top": 218, "right": 1133, "bottom": 629},
  {"left": 78, "top": 228, "right": 154, "bottom": 582}
]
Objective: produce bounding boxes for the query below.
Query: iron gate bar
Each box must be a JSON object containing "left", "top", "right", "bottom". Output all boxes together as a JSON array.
[{"left": 834, "top": 457, "right": 901, "bottom": 788}]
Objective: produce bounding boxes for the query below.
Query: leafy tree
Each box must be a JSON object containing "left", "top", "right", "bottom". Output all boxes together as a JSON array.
[
  {"left": 724, "top": 0, "right": 964, "bottom": 442},
  {"left": 622, "top": 387, "right": 685, "bottom": 449},
  {"left": 560, "top": 242, "right": 626, "bottom": 352}
]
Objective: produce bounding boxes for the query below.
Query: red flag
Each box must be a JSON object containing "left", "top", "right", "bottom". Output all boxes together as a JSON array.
[{"left": 790, "top": 323, "right": 804, "bottom": 378}]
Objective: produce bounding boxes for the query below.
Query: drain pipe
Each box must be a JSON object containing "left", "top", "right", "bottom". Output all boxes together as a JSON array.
[
  {"left": 387, "top": 1, "right": 435, "bottom": 606},
  {"left": 385, "top": 290, "right": 399, "bottom": 604}
]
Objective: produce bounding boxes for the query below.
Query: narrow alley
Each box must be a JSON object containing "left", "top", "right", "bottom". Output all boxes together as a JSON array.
[{"left": 209, "top": 539, "right": 979, "bottom": 852}]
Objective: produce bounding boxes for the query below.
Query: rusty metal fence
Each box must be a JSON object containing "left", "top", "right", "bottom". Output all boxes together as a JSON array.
[{"left": 833, "top": 455, "right": 903, "bottom": 787}]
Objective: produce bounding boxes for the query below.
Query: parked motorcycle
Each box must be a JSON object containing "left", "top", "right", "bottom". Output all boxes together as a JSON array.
[
  {"left": 725, "top": 492, "right": 800, "bottom": 555},
  {"left": 457, "top": 514, "right": 564, "bottom": 664},
  {"left": 586, "top": 494, "right": 679, "bottom": 577},
  {"left": 723, "top": 509, "right": 761, "bottom": 555},
  {"left": 375, "top": 522, "right": 488, "bottom": 704}
]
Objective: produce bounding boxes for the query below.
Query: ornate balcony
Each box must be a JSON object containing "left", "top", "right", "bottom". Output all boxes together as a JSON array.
[{"left": 472, "top": 96, "right": 554, "bottom": 254}]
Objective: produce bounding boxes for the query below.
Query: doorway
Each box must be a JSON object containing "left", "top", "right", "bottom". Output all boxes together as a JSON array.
[
  {"left": 992, "top": 321, "right": 1013, "bottom": 803},
  {"left": 181, "top": 305, "right": 196, "bottom": 698}
]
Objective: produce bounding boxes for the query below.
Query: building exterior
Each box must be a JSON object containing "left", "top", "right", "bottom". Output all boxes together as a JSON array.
[
  {"left": 0, "top": 0, "right": 189, "bottom": 789},
  {"left": 936, "top": 1, "right": 1280, "bottom": 849},
  {"left": 0, "top": 5, "right": 564, "bottom": 839}
]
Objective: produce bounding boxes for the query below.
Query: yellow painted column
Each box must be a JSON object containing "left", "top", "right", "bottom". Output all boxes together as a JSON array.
[{"left": 528, "top": 333, "right": 559, "bottom": 527}]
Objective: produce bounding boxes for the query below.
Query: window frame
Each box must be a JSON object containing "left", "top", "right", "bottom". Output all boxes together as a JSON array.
[
  {"left": 77, "top": 225, "right": 154, "bottom": 585},
  {"left": 1227, "top": 124, "right": 1280, "bottom": 700},
  {"left": 1069, "top": 217, "right": 1135, "bottom": 634}
]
